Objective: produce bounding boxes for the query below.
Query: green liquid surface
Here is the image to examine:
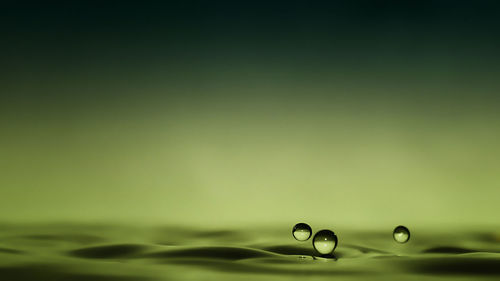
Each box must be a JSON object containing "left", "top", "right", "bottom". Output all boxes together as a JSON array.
[{"left": 0, "top": 223, "right": 499, "bottom": 281}]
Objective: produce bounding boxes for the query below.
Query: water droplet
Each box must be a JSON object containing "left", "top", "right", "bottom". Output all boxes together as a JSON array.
[
  {"left": 393, "top": 225, "right": 410, "bottom": 243},
  {"left": 292, "top": 223, "right": 312, "bottom": 241},
  {"left": 312, "top": 229, "right": 338, "bottom": 256}
]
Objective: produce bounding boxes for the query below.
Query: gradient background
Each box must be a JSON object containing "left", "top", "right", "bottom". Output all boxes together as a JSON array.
[{"left": 1, "top": 1, "right": 499, "bottom": 228}]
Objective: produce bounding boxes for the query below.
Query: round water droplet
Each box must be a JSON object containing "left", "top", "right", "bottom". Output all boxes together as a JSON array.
[
  {"left": 393, "top": 225, "right": 410, "bottom": 243},
  {"left": 312, "top": 229, "right": 338, "bottom": 256},
  {"left": 292, "top": 223, "right": 312, "bottom": 241}
]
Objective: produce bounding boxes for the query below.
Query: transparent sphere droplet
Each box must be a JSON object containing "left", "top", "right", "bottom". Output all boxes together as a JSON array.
[
  {"left": 292, "top": 223, "right": 312, "bottom": 241},
  {"left": 312, "top": 229, "right": 338, "bottom": 255},
  {"left": 393, "top": 225, "right": 410, "bottom": 243}
]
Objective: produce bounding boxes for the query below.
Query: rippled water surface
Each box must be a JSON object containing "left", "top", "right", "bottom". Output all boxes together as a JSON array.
[{"left": 0, "top": 223, "right": 499, "bottom": 280}]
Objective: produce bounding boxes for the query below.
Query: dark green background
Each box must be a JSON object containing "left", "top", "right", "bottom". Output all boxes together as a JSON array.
[{"left": 1, "top": 1, "right": 499, "bottom": 227}]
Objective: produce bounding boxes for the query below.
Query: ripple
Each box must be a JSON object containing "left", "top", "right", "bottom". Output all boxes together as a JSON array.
[
  {"left": 260, "top": 245, "right": 316, "bottom": 256},
  {"left": 1, "top": 224, "right": 500, "bottom": 280},
  {"left": 144, "top": 246, "right": 277, "bottom": 261},
  {"left": 68, "top": 244, "right": 149, "bottom": 259},
  {"left": 0, "top": 247, "right": 24, "bottom": 255},
  {"left": 422, "top": 246, "right": 477, "bottom": 254}
]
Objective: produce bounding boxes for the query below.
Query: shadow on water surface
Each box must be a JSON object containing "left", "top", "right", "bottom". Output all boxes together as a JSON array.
[
  {"left": 68, "top": 244, "right": 149, "bottom": 259},
  {"left": 0, "top": 247, "right": 24, "bottom": 255},
  {"left": 422, "top": 246, "right": 477, "bottom": 254},
  {"left": 144, "top": 246, "right": 276, "bottom": 260}
]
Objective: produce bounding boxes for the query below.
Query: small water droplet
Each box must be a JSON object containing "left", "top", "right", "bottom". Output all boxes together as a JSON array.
[
  {"left": 292, "top": 223, "right": 312, "bottom": 241},
  {"left": 312, "top": 229, "right": 338, "bottom": 256},
  {"left": 393, "top": 225, "right": 410, "bottom": 243}
]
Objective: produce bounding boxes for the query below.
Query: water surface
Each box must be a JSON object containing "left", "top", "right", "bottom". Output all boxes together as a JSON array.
[{"left": 0, "top": 223, "right": 499, "bottom": 280}]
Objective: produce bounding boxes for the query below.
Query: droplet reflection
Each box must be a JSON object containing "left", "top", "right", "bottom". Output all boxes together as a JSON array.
[
  {"left": 312, "top": 229, "right": 338, "bottom": 256},
  {"left": 393, "top": 225, "right": 410, "bottom": 243},
  {"left": 292, "top": 223, "right": 312, "bottom": 241}
]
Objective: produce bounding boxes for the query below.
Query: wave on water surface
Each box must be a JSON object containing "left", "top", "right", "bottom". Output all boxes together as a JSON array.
[{"left": 0, "top": 224, "right": 499, "bottom": 280}]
